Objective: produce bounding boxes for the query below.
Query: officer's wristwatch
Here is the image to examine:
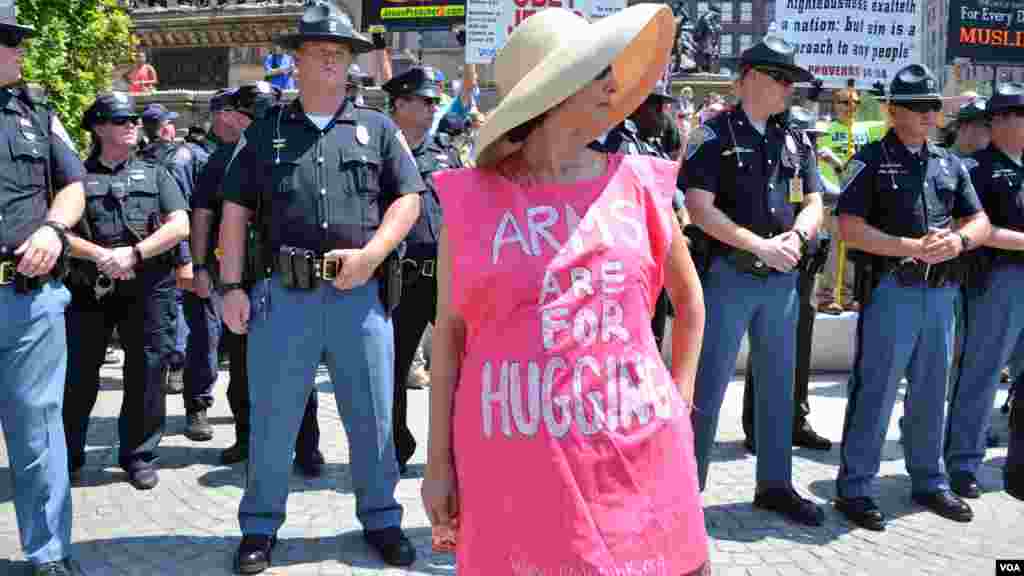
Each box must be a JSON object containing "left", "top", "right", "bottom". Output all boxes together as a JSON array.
[
  {"left": 42, "top": 221, "right": 69, "bottom": 259},
  {"left": 220, "top": 282, "right": 245, "bottom": 295},
  {"left": 958, "top": 232, "right": 971, "bottom": 252}
]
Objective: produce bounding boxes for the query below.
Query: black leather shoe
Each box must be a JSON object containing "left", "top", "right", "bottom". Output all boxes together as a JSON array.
[
  {"left": 221, "top": 442, "right": 249, "bottom": 465},
  {"left": 364, "top": 526, "right": 416, "bottom": 567},
  {"left": 950, "top": 472, "right": 981, "bottom": 499},
  {"left": 397, "top": 433, "right": 417, "bottom": 474},
  {"left": 793, "top": 423, "right": 832, "bottom": 451},
  {"left": 69, "top": 466, "right": 82, "bottom": 486},
  {"left": 33, "top": 558, "right": 76, "bottom": 576},
  {"left": 912, "top": 489, "right": 973, "bottom": 522},
  {"left": 294, "top": 450, "right": 325, "bottom": 478},
  {"left": 834, "top": 496, "right": 886, "bottom": 531},
  {"left": 753, "top": 487, "right": 825, "bottom": 526},
  {"left": 236, "top": 534, "right": 276, "bottom": 574},
  {"left": 128, "top": 467, "right": 159, "bottom": 490},
  {"left": 1006, "top": 473, "right": 1024, "bottom": 501},
  {"left": 184, "top": 409, "right": 214, "bottom": 442}
]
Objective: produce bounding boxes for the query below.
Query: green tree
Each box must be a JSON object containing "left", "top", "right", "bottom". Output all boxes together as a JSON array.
[{"left": 16, "top": 0, "right": 133, "bottom": 150}]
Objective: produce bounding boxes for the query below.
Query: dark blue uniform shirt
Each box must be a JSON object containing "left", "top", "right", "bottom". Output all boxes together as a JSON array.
[
  {"left": 80, "top": 155, "right": 187, "bottom": 247},
  {"left": 0, "top": 87, "right": 86, "bottom": 255},
  {"left": 222, "top": 99, "right": 424, "bottom": 254},
  {"left": 837, "top": 130, "right": 982, "bottom": 237},
  {"left": 967, "top": 144, "right": 1024, "bottom": 235},
  {"left": 191, "top": 139, "right": 241, "bottom": 265},
  {"left": 406, "top": 131, "right": 461, "bottom": 248},
  {"left": 679, "top": 105, "right": 819, "bottom": 241}
]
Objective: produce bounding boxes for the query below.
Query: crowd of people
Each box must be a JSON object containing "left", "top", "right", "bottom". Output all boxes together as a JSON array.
[{"left": 2, "top": 1, "right": 1024, "bottom": 575}]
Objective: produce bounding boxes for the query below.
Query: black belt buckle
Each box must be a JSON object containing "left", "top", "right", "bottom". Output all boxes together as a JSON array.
[
  {"left": 727, "top": 250, "right": 772, "bottom": 278},
  {"left": 0, "top": 260, "right": 14, "bottom": 285}
]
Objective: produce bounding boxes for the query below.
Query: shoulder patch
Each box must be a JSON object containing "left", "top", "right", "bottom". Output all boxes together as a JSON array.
[
  {"left": 686, "top": 125, "right": 717, "bottom": 161},
  {"left": 840, "top": 159, "right": 867, "bottom": 193}
]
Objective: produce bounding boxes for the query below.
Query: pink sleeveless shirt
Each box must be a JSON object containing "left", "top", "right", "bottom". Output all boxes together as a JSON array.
[{"left": 435, "top": 154, "right": 708, "bottom": 575}]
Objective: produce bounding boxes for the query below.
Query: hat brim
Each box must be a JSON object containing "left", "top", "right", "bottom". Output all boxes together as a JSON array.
[
  {"left": 475, "top": 4, "right": 676, "bottom": 167},
  {"left": 745, "top": 62, "right": 814, "bottom": 84},
  {"left": 0, "top": 23, "right": 35, "bottom": 39},
  {"left": 276, "top": 32, "right": 374, "bottom": 54},
  {"left": 883, "top": 94, "right": 948, "bottom": 103}
]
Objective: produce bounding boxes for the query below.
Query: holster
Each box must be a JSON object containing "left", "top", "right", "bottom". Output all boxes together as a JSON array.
[
  {"left": 66, "top": 260, "right": 99, "bottom": 289},
  {"left": 725, "top": 248, "right": 774, "bottom": 278},
  {"left": 800, "top": 234, "right": 831, "bottom": 276},
  {"left": 379, "top": 253, "right": 402, "bottom": 316},
  {"left": 849, "top": 249, "right": 880, "bottom": 308},
  {"left": 244, "top": 223, "right": 268, "bottom": 285}
]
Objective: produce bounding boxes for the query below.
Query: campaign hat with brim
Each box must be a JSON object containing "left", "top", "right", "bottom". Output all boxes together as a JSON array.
[
  {"left": 275, "top": 1, "right": 373, "bottom": 54},
  {"left": 988, "top": 82, "right": 1024, "bottom": 115},
  {"left": 882, "top": 64, "right": 947, "bottom": 103},
  {"left": 382, "top": 66, "right": 442, "bottom": 100},
  {"left": 475, "top": 4, "right": 676, "bottom": 167},
  {"left": 739, "top": 36, "right": 815, "bottom": 84}
]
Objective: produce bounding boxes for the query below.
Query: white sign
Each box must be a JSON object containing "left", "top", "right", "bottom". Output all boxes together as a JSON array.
[
  {"left": 465, "top": 0, "right": 626, "bottom": 64},
  {"left": 774, "top": 0, "right": 921, "bottom": 89}
]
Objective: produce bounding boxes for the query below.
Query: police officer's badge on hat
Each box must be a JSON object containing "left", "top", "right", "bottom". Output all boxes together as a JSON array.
[
  {"left": 988, "top": 82, "right": 1024, "bottom": 116},
  {"left": 0, "top": 0, "right": 35, "bottom": 46},
  {"left": 381, "top": 66, "right": 442, "bottom": 101},
  {"left": 275, "top": 1, "right": 373, "bottom": 54},
  {"left": 83, "top": 92, "right": 138, "bottom": 131}
]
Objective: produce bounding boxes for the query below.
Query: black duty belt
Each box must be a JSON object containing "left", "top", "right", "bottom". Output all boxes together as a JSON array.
[
  {"left": 0, "top": 259, "right": 51, "bottom": 293},
  {"left": 273, "top": 247, "right": 340, "bottom": 290},
  {"left": 401, "top": 257, "right": 435, "bottom": 284},
  {"left": 883, "top": 257, "right": 961, "bottom": 288}
]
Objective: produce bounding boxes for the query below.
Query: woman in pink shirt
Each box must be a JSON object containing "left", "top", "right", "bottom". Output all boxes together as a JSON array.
[{"left": 423, "top": 5, "right": 709, "bottom": 574}]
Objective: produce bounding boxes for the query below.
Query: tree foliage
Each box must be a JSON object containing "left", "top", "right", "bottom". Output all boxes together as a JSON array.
[{"left": 17, "top": 0, "right": 134, "bottom": 149}]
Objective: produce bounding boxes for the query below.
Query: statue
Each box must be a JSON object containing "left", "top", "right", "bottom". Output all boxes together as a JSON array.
[{"left": 668, "top": 1, "right": 722, "bottom": 76}]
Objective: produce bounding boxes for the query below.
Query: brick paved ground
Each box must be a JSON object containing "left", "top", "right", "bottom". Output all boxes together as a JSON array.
[{"left": 1, "top": 352, "right": 1022, "bottom": 575}]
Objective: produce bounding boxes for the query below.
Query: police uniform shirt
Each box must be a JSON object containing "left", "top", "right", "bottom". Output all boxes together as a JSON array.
[
  {"left": 0, "top": 88, "right": 86, "bottom": 254},
  {"left": 967, "top": 145, "right": 1024, "bottom": 234},
  {"left": 81, "top": 156, "right": 187, "bottom": 247},
  {"left": 837, "top": 130, "right": 982, "bottom": 238},
  {"left": 406, "top": 132, "right": 461, "bottom": 247},
  {"left": 222, "top": 99, "right": 424, "bottom": 254},
  {"left": 141, "top": 141, "right": 201, "bottom": 205},
  {"left": 191, "top": 142, "right": 240, "bottom": 264},
  {"left": 679, "top": 105, "right": 819, "bottom": 239}
]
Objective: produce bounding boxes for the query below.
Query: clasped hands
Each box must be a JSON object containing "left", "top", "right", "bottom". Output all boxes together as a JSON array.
[
  {"left": 95, "top": 246, "right": 139, "bottom": 280},
  {"left": 753, "top": 230, "right": 805, "bottom": 273},
  {"left": 914, "top": 228, "right": 963, "bottom": 265}
]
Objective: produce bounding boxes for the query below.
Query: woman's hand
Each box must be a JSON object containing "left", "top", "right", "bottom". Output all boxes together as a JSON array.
[{"left": 422, "top": 465, "right": 459, "bottom": 527}]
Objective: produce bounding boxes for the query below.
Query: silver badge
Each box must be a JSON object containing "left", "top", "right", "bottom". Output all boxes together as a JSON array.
[{"left": 356, "top": 125, "right": 370, "bottom": 146}]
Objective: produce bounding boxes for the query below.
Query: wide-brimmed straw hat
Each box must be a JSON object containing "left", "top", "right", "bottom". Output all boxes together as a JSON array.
[{"left": 474, "top": 4, "right": 676, "bottom": 167}]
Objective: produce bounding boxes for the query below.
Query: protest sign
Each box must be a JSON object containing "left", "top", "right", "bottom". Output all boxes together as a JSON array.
[
  {"left": 465, "top": 0, "right": 626, "bottom": 64},
  {"left": 774, "top": 0, "right": 921, "bottom": 88},
  {"left": 947, "top": 0, "right": 1024, "bottom": 64},
  {"left": 362, "top": 0, "right": 466, "bottom": 31}
]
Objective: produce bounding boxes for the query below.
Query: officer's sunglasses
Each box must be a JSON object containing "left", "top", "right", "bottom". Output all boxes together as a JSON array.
[
  {"left": 755, "top": 67, "right": 797, "bottom": 86},
  {"left": 896, "top": 100, "right": 943, "bottom": 114},
  {"left": 110, "top": 117, "right": 139, "bottom": 126},
  {"left": 0, "top": 31, "right": 25, "bottom": 49}
]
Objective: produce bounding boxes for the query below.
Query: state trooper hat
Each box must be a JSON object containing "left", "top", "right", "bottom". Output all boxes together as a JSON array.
[
  {"left": 275, "top": 1, "right": 373, "bottom": 54},
  {"left": 381, "top": 66, "right": 442, "bottom": 100},
  {"left": 987, "top": 82, "right": 1024, "bottom": 115},
  {"left": 739, "top": 36, "right": 814, "bottom": 84},
  {"left": 884, "top": 64, "right": 944, "bottom": 103},
  {"left": 0, "top": 0, "right": 34, "bottom": 47},
  {"left": 955, "top": 97, "right": 989, "bottom": 123},
  {"left": 82, "top": 92, "right": 137, "bottom": 131}
]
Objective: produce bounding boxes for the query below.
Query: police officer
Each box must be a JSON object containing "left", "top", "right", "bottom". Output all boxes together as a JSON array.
[
  {"left": 140, "top": 103, "right": 208, "bottom": 392},
  {"left": 219, "top": 2, "right": 424, "bottom": 572},
  {"left": 742, "top": 105, "right": 833, "bottom": 454},
  {"left": 680, "top": 37, "right": 826, "bottom": 526},
  {"left": 190, "top": 84, "right": 324, "bottom": 470},
  {"left": 381, "top": 66, "right": 462, "bottom": 474},
  {"left": 834, "top": 64, "right": 990, "bottom": 530},
  {"left": 948, "top": 97, "right": 991, "bottom": 157},
  {"left": 946, "top": 82, "right": 1024, "bottom": 501},
  {"left": 62, "top": 93, "right": 190, "bottom": 492},
  {"left": 602, "top": 79, "right": 678, "bottom": 352},
  {"left": 0, "top": 10, "right": 87, "bottom": 575}
]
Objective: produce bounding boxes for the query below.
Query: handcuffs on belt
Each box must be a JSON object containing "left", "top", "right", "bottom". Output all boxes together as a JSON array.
[
  {"left": 95, "top": 273, "right": 115, "bottom": 299},
  {"left": 401, "top": 258, "right": 435, "bottom": 284}
]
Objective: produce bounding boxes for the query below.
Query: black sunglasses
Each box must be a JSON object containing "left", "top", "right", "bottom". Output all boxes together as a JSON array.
[
  {"left": 897, "top": 100, "right": 942, "bottom": 114},
  {"left": 756, "top": 67, "right": 796, "bottom": 86},
  {"left": 0, "top": 31, "right": 24, "bottom": 49},
  {"left": 110, "top": 117, "right": 139, "bottom": 126}
]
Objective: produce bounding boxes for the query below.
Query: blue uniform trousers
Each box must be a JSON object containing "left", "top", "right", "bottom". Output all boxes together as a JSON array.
[
  {"left": 692, "top": 257, "right": 798, "bottom": 491},
  {"left": 63, "top": 269, "right": 175, "bottom": 473},
  {"left": 183, "top": 290, "right": 222, "bottom": 413},
  {"left": 946, "top": 265, "right": 1024, "bottom": 475},
  {"left": 1008, "top": 331, "right": 1024, "bottom": 384},
  {"left": 0, "top": 281, "right": 73, "bottom": 564},
  {"left": 169, "top": 287, "right": 188, "bottom": 368},
  {"left": 239, "top": 277, "right": 401, "bottom": 535},
  {"left": 837, "top": 276, "right": 956, "bottom": 498}
]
